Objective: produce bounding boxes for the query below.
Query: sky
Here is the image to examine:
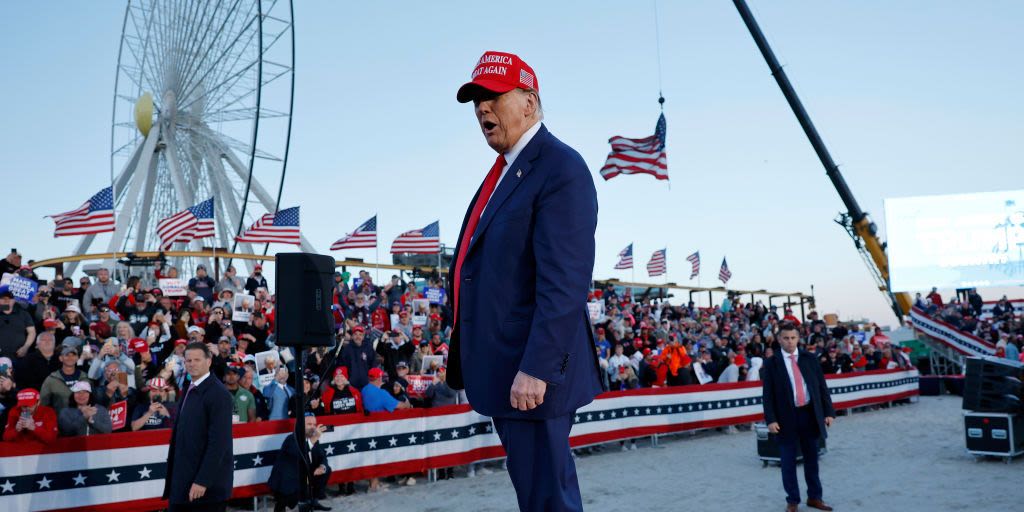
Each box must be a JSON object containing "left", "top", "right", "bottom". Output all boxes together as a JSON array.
[{"left": 2, "top": 1, "right": 1022, "bottom": 327}]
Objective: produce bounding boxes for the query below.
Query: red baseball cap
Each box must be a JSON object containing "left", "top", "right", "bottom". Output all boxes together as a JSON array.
[
  {"left": 174, "top": 338, "right": 188, "bottom": 346},
  {"left": 130, "top": 337, "right": 150, "bottom": 353},
  {"left": 457, "top": 51, "right": 539, "bottom": 103},
  {"left": 17, "top": 388, "right": 40, "bottom": 407},
  {"left": 43, "top": 318, "right": 58, "bottom": 329},
  {"left": 368, "top": 367, "right": 385, "bottom": 380},
  {"left": 334, "top": 366, "right": 349, "bottom": 379},
  {"left": 352, "top": 325, "right": 365, "bottom": 334}
]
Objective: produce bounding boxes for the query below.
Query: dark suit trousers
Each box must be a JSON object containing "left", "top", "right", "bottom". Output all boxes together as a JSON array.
[
  {"left": 274, "top": 469, "right": 331, "bottom": 508},
  {"left": 778, "top": 405, "right": 823, "bottom": 505},
  {"left": 492, "top": 413, "right": 583, "bottom": 512},
  {"left": 168, "top": 502, "right": 226, "bottom": 512}
]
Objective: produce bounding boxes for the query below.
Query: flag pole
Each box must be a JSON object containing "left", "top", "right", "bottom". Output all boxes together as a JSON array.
[{"left": 374, "top": 212, "right": 380, "bottom": 286}]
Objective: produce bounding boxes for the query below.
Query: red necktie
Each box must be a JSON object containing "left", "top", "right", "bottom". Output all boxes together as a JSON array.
[
  {"left": 789, "top": 354, "right": 807, "bottom": 406},
  {"left": 452, "top": 154, "right": 507, "bottom": 324},
  {"left": 180, "top": 382, "right": 197, "bottom": 410}
]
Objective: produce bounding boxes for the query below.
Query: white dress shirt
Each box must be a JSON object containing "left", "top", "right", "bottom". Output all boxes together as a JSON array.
[
  {"left": 189, "top": 371, "right": 212, "bottom": 389},
  {"left": 480, "top": 121, "right": 542, "bottom": 217},
  {"left": 781, "top": 349, "right": 810, "bottom": 406}
]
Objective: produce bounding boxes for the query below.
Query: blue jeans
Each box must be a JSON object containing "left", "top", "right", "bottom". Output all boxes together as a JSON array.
[{"left": 778, "top": 405, "right": 823, "bottom": 505}]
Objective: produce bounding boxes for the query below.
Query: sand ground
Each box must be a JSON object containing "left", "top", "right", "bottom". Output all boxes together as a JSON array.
[{"left": 248, "top": 395, "right": 1023, "bottom": 511}]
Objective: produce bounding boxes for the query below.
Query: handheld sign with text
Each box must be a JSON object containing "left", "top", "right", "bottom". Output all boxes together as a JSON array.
[
  {"left": 255, "top": 350, "right": 280, "bottom": 388},
  {"left": 158, "top": 278, "right": 187, "bottom": 297},
  {"left": 0, "top": 273, "right": 38, "bottom": 302},
  {"left": 405, "top": 375, "right": 433, "bottom": 399},
  {"left": 108, "top": 400, "right": 128, "bottom": 430},
  {"left": 424, "top": 287, "right": 445, "bottom": 305}
]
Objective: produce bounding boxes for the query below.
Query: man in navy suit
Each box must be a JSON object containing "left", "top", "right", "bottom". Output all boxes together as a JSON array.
[
  {"left": 163, "top": 342, "right": 234, "bottom": 511},
  {"left": 448, "top": 50, "right": 603, "bottom": 512},
  {"left": 762, "top": 323, "right": 836, "bottom": 512}
]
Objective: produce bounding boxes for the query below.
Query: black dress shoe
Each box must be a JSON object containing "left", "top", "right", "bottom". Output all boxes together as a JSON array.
[{"left": 311, "top": 501, "right": 332, "bottom": 511}]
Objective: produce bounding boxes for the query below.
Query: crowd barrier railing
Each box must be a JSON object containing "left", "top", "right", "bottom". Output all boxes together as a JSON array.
[{"left": 0, "top": 368, "right": 919, "bottom": 512}]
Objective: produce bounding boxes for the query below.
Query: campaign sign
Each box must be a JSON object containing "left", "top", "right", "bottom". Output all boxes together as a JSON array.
[
  {"left": 424, "top": 287, "right": 445, "bottom": 305},
  {"left": 255, "top": 350, "right": 280, "bottom": 388},
  {"left": 158, "top": 278, "right": 187, "bottom": 297},
  {"left": 0, "top": 273, "right": 38, "bottom": 302},
  {"left": 108, "top": 400, "right": 128, "bottom": 430},
  {"left": 405, "top": 375, "right": 433, "bottom": 398}
]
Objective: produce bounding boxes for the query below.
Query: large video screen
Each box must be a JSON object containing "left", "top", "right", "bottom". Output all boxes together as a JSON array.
[{"left": 884, "top": 189, "right": 1024, "bottom": 292}]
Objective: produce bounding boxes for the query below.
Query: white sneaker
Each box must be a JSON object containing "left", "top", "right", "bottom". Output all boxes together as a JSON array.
[
  {"left": 621, "top": 444, "right": 629, "bottom": 452},
  {"left": 405, "top": 477, "right": 416, "bottom": 486},
  {"left": 478, "top": 467, "right": 493, "bottom": 476},
  {"left": 468, "top": 466, "right": 476, "bottom": 478},
  {"left": 629, "top": 443, "right": 638, "bottom": 450}
]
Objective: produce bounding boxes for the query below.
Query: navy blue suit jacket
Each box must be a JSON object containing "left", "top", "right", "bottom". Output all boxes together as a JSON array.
[
  {"left": 447, "top": 124, "right": 603, "bottom": 420},
  {"left": 761, "top": 350, "right": 836, "bottom": 440},
  {"left": 163, "top": 373, "right": 234, "bottom": 504},
  {"left": 268, "top": 433, "right": 332, "bottom": 496}
]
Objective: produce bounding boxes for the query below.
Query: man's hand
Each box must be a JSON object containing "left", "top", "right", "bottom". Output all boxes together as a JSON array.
[
  {"left": 15, "top": 345, "right": 30, "bottom": 358},
  {"left": 510, "top": 371, "right": 546, "bottom": 411},
  {"left": 824, "top": 416, "right": 834, "bottom": 428},
  {"left": 313, "top": 465, "right": 326, "bottom": 476},
  {"left": 188, "top": 483, "right": 207, "bottom": 501},
  {"left": 767, "top": 422, "right": 781, "bottom": 434}
]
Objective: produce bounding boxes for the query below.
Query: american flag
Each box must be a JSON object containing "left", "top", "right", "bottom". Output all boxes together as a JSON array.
[
  {"left": 686, "top": 251, "right": 700, "bottom": 279},
  {"left": 719, "top": 257, "right": 732, "bottom": 284},
  {"left": 156, "top": 197, "right": 215, "bottom": 251},
  {"left": 235, "top": 206, "right": 301, "bottom": 245},
  {"left": 391, "top": 221, "right": 440, "bottom": 254},
  {"left": 600, "top": 113, "right": 668, "bottom": 181},
  {"left": 647, "top": 248, "right": 667, "bottom": 277},
  {"left": 614, "top": 243, "right": 633, "bottom": 270},
  {"left": 48, "top": 186, "right": 116, "bottom": 237},
  {"left": 331, "top": 215, "right": 378, "bottom": 251}
]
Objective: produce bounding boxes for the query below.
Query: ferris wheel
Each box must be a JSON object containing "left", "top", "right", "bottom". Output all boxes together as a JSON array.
[{"left": 66, "top": 0, "right": 311, "bottom": 276}]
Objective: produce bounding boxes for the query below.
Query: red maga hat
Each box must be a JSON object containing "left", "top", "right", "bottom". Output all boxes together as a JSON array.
[
  {"left": 129, "top": 337, "right": 150, "bottom": 353},
  {"left": 457, "top": 51, "right": 539, "bottom": 103},
  {"left": 17, "top": 388, "right": 40, "bottom": 407}
]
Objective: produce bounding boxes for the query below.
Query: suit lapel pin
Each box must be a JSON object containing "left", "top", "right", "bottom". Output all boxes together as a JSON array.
[{"left": 516, "top": 169, "right": 522, "bottom": 178}]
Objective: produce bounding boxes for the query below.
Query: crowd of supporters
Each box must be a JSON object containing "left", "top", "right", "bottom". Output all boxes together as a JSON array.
[
  {"left": 914, "top": 287, "right": 1024, "bottom": 362},
  {"left": 1, "top": 248, "right": 919, "bottom": 498},
  {"left": 586, "top": 282, "right": 915, "bottom": 394}
]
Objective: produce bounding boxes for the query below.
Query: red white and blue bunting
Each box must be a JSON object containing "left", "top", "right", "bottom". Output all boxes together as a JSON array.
[
  {"left": 0, "top": 369, "right": 918, "bottom": 512},
  {"left": 910, "top": 307, "right": 995, "bottom": 358}
]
